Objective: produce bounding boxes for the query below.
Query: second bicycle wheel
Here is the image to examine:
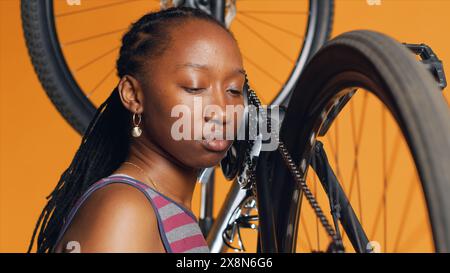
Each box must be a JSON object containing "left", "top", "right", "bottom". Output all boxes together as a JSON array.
[
  {"left": 21, "top": 0, "right": 334, "bottom": 135},
  {"left": 266, "top": 30, "right": 450, "bottom": 252}
]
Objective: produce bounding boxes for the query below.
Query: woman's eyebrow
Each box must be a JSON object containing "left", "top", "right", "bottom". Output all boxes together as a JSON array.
[{"left": 175, "top": 62, "right": 245, "bottom": 77}]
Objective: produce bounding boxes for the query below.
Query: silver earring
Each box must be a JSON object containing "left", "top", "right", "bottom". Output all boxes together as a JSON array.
[{"left": 131, "top": 111, "right": 142, "bottom": 138}]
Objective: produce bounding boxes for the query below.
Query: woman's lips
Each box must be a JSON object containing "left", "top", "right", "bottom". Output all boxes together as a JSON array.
[{"left": 201, "top": 138, "right": 231, "bottom": 153}]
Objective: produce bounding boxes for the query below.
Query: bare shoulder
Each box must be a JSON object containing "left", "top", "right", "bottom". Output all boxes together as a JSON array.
[{"left": 55, "top": 182, "right": 166, "bottom": 253}]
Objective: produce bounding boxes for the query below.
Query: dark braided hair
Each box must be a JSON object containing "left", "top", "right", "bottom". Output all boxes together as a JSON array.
[{"left": 27, "top": 6, "right": 236, "bottom": 253}]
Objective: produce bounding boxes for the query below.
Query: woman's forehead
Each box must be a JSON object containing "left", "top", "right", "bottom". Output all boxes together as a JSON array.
[
  {"left": 175, "top": 62, "right": 245, "bottom": 76},
  {"left": 163, "top": 20, "right": 243, "bottom": 74}
]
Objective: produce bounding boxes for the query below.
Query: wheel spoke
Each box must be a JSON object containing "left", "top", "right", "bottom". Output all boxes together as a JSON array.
[
  {"left": 397, "top": 219, "right": 430, "bottom": 250},
  {"left": 393, "top": 175, "right": 417, "bottom": 252},
  {"left": 325, "top": 133, "right": 335, "bottom": 156},
  {"left": 63, "top": 28, "right": 127, "bottom": 47},
  {"left": 55, "top": 0, "right": 148, "bottom": 18},
  {"left": 237, "top": 11, "right": 305, "bottom": 39},
  {"left": 76, "top": 46, "right": 120, "bottom": 72},
  {"left": 87, "top": 67, "right": 116, "bottom": 98},
  {"left": 236, "top": 11, "right": 308, "bottom": 15},
  {"left": 369, "top": 129, "right": 401, "bottom": 240},
  {"left": 347, "top": 93, "right": 368, "bottom": 224},
  {"left": 234, "top": 17, "right": 296, "bottom": 64},
  {"left": 242, "top": 55, "right": 283, "bottom": 85},
  {"left": 382, "top": 107, "right": 388, "bottom": 253},
  {"left": 300, "top": 213, "right": 313, "bottom": 252},
  {"left": 334, "top": 118, "right": 343, "bottom": 191}
]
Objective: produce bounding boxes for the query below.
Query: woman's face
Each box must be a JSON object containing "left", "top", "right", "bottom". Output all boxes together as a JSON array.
[{"left": 133, "top": 19, "right": 245, "bottom": 169}]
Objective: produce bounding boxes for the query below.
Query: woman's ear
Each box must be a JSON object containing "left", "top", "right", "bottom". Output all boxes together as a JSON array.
[{"left": 118, "top": 75, "right": 144, "bottom": 113}]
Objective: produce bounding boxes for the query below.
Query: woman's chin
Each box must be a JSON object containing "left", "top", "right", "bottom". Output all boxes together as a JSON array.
[
  {"left": 200, "top": 138, "right": 232, "bottom": 153},
  {"left": 177, "top": 140, "right": 233, "bottom": 169},
  {"left": 192, "top": 151, "right": 229, "bottom": 169}
]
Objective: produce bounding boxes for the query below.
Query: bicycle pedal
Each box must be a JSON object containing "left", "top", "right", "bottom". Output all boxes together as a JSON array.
[{"left": 403, "top": 43, "right": 447, "bottom": 90}]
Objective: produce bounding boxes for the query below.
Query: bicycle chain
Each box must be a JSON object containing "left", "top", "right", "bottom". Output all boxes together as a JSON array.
[{"left": 244, "top": 79, "right": 344, "bottom": 252}]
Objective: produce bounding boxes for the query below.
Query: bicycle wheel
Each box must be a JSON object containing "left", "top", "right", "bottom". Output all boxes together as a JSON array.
[
  {"left": 21, "top": 0, "right": 334, "bottom": 135},
  {"left": 265, "top": 30, "right": 450, "bottom": 252}
]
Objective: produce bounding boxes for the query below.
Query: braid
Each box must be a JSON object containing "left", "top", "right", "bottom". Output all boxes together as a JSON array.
[
  {"left": 27, "top": 6, "right": 234, "bottom": 253},
  {"left": 116, "top": 6, "right": 236, "bottom": 80}
]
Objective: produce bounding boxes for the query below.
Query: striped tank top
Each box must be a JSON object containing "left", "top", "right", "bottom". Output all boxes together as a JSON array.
[{"left": 53, "top": 173, "right": 210, "bottom": 253}]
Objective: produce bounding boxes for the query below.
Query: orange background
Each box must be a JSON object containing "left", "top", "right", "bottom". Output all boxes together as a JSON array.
[{"left": 1, "top": 0, "right": 449, "bottom": 252}]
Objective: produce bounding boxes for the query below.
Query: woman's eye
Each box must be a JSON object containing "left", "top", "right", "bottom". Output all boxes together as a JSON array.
[
  {"left": 182, "top": 86, "right": 242, "bottom": 95},
  {"left": 183, "top": 87, "right": 205, "bottom": 93},
  {"left": 228, "top": 89, "right": 242, "bottom": 95}
]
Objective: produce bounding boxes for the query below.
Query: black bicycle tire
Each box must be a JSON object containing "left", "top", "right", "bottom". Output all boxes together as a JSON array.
[
  {"left": 263, "top": 30, "right": 450, "bottom": 252},
  {"left": 20, "top": 0, "right": 334, "bottom": 135}
]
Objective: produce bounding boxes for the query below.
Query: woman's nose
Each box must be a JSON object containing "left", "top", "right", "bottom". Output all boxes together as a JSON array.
[
  {"left": 204, "top": 88, "right": 231, "bottom": 125},
  {"left": 204, "top": 107, "right": 228, "bottom": 125}
]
